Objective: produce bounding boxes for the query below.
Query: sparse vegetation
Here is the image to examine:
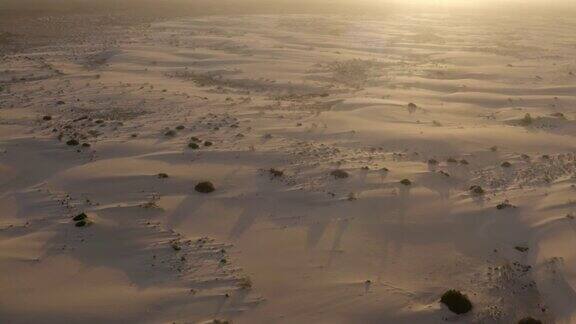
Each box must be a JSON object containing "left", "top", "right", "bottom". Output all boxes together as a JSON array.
[
  {"left": 188, "top": 142, "right": 200, "bottom": 149},
  {"left": 204, "top": 141, "right": 213, "bottom": 147},
  {"left": 440, "top": 289, "right": 472, "bottom": 314}
]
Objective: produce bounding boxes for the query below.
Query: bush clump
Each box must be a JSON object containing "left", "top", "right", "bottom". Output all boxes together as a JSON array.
[
  {"left": 400, "top": 179, "right": 412, "bottom": 186},
  {"left": 331, "top": 170, "right": 349, "bottom": 179},
  {"left": 517, "top": 317, "right": 542, "bottom": 324},
  {"left": 469, "top": 185, "right": 485, "bottom": 195},
  {"left": 75, "top": 220, "right": 89, "bottom": 227},
  {"left": 188, "top": 142, "right": 200, "bottom": 149},
  {"left": 195, "top": 181, "right": 215, "bottom": 193},
  {"left": 440, "top": 289, "right": 472, "bottom": 314},
  {"left": 157, "top": 173, "right": 169, "bottom": 179},
  {"left": 73, "top": 213, "right": 87, "bottom": 221},
  {"left": 269, "top": 168, "right": 284, "bottom": 177},
  {"left": 66, "top": 139, "right": 79, "bottom": 146}
]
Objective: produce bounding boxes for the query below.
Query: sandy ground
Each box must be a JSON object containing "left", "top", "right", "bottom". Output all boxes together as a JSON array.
[{"left": 1, "top": 7, "right": 576, "bottom": 324}]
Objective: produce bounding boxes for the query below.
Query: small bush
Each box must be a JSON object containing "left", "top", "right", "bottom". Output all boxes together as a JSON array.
[
  {"left": 190, "top": 136, "right": 201, "bottom": 142},
  {"left": 175, "top": 125, "right": 185, "bottom": 130},
  {"left": 501, "top": 161, "right": 512, "bottom": 168},
  {"left": 440, "top": 289, "right": 472, "bottom": 314},
  {"left": 517, "top": 317, "right": 542, "bottom": 324},
  {"left": 331, "top": 170, "right": 349, "bottom": 179},
  {"left": 204, "top": 141, "right": 213, "bottom": 147},
  {"left": 428, "top": 159, "right": 439, "bottom": 165},
  {"left": 195, "top": 181, "right": 215, "bottom": 193},
  {"left": 73, "top": 213, "right": 87, "bottom": 221},
  {"left": 238, "top": 277, "right": 253, "bottom": 290},
  {"left": 81, "top": 143, "right": 91, "bottom": 148},
  {"left": 75, "top": 220, "right": 90, "bottom": 227},
  {"left": 66, "top": 139, "right": 79, "bottom": 146},
  {"left": 520, "top": 113, "right": 533, "bottom": 126},
  {"left": 157, "top": 173, "right": 169, "bottom": 179},
  {"left": 164, "top": 130, "right": 176, "bottom": 137},
  {"left": 447, "top": 157, "right": 457, "bottom": 163},
  {"left": 400, "top": 179, "right": 412, "bottom": 186},
  {"left": 42, "top": 115, "right": 52, "bottom": 121},
  {"left": 171, "top": 242, "right": 181, "bottom": 251},
  {"left": 496, "top": 201, "right": 515, "bottom": 209},
  {"left": 269, "top": 168, "right": 284, "bottom": 177},
  {"left": 188, "top": 142, "right": 200, "bottom": 149},
  {"left": 460, "top": 159, "right": 469, "bottom": 165},
  {"left": 469, "top": 185, "right": 485, "bottom": 195}
]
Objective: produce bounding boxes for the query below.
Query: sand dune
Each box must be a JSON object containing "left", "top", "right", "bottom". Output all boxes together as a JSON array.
[{"left": 1, "top": 6, "right": 576, "bottom": 324}]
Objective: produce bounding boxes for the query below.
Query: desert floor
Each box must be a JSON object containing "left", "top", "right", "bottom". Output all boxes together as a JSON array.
[{"left": 1, "top": 10, "right": 576, "bottom": 324}]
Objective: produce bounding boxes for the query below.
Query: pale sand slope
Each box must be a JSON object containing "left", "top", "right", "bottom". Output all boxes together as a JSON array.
[{"left": 1, "top": 12, "right": 576, "bottom": 324}]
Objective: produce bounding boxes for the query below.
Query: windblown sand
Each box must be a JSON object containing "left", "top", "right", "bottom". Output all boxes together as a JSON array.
[{"left": 1, "top": 10, "right": 576, "bottom": 324}]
